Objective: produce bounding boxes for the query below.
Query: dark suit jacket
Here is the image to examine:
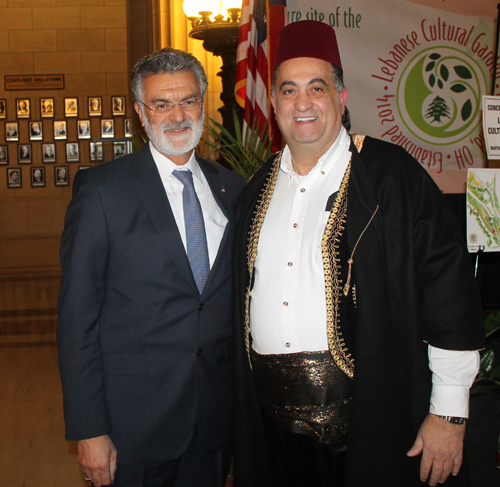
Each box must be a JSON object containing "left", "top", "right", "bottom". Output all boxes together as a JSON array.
[{"left": 58, "top": 144, "right": 245, "bottom": 464}]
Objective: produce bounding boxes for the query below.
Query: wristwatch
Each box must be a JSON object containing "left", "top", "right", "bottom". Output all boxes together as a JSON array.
[{"left": 436, "top": 415, "right": 466, "bottom": 425}]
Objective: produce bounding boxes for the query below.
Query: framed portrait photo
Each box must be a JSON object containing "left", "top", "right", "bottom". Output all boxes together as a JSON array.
[
  {"left": 89, "top": 142, "right": 96, "bottom": 162},
  {"left": 112, "top": 96, "right": 126, "bottom": 116},
  {"left": 95, "top": 142, "right": 104, "bottom": 162},
  {"left": 16, "top": 99, "right": 30, "bottom": 119},
  {"left": 113, "top": 141, "right": 127, "bottom": 159},
  {"left": 124, "top": 118, "right": 132, "bottom": 137},
  {"left": 31, "top": 167, "right": 45, "bottom": 188},
  {"left": 40, "top": 98, "right": 54, "bottom": 118},
  {"left": 0, "top": 99, "right": 6, "bottom": 119},
  {"left": 7, "top": 168, "right": 21, "bottom": 188},
  {"left": 101, "top": 119, "right": 114, "bottom": 138},
  {"left": 54, "top": 166, "right": 69, "bottom": 186},
  {"left": 42, "top": 143, "right": 56, "bottom": 163},
  {"left": 66, "top": 142, "right": 79, "bottom": 162},
  {"left": 18, "top": 144, "right": 32, "bottom": 164},
  {"left": 90, "top": 141, "right": 104, "bottom": 162},
  {"left": 5, "top": 122, "right": 19, "bottom": 142},
  {"left": 64, "top": 97, "right": 78, "bottom": 117},
  {"left": 29, "top": 121, "right": 43, "bottom": 141},
  {"left": 0, "top": 145, "right": 8, "bottom": 165},
  {"left": 77, "top": 120, "right": 91, "bottom": 139},
  {"left": 54, "top": 121, "right": 67, "bottom": 140},
  {"left": 88, "top": 97, "right": 102, "bottom": 117}
]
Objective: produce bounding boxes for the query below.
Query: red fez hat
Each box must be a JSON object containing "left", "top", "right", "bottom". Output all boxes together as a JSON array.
[{"left": 274, "top": 20, "right": 342, "bottom": 72}]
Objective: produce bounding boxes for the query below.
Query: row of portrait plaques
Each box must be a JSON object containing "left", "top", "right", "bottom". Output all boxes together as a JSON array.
[
  {"left": 6, "top": 166, "right": 86, "bottom": 189},
  {"left": 0, "top": 140, "right": 134, "bottom": 165},
  {"left": 2, "top": 118, "right": 132, "bottom": 143},
  {"left": 1, "top": 114, "right": 134, "bottom": 170},
  {"left": 0, "top": 96, "right": 127, "bottom": 120},
  {"left": 5, "top": 137, "right": 134, "bottom": 189}
]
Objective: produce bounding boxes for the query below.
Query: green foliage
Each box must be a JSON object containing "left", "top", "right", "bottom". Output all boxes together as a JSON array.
[
  {"left": 203, "top": 110, "right": 272, "bottom": 181},
  {"left": 132, "top": 133, "right": 148, "bottom": 152},
  {"left": 485, "top": 311, "right": 500, "bottom": 339},
  {"left": 472, "top": 312, "right": 500, "bottom": 394}
]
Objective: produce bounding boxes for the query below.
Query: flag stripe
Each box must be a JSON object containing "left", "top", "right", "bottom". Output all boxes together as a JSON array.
[{"left": 234, "top": 0, "right": 287, "bottom": 151}]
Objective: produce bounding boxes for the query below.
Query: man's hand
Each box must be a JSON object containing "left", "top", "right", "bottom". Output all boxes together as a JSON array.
[
  {"left": 78, "top": 434, "right": 117, "bottom": 486},
  {"left": 407, "top": 413, "right": 465, "bottom": 486}
]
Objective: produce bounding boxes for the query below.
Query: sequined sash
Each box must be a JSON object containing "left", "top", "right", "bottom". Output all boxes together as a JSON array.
[{"left": 251, "top": 348, "right": 352, "bottom": 446}]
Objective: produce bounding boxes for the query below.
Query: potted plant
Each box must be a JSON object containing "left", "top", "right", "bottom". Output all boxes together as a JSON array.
[
  {"left": 471, "top": 311, "right": 500, "bottom": 468},
  {"left": 203, "top": 109, "right": 273, "bottom": 181}
]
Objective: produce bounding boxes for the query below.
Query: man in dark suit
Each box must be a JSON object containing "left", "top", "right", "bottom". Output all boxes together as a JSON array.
[{"left": 57, "top": 47, "right": 245, "bottom": 487}]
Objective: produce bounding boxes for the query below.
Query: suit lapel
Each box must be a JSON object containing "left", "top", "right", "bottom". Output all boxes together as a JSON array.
[{"left": 131, "top": 145, "right": 198, "bottom": 293}]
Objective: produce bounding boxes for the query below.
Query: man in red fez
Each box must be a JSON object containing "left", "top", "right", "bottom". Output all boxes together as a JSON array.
[{"left": 232, "top": 20, "right": 483, "bottom": 487}]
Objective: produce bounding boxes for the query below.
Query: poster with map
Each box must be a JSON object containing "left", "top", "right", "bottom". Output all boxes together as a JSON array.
[{"left": 467, "top": 169, "right": 500, "bottom": 252}]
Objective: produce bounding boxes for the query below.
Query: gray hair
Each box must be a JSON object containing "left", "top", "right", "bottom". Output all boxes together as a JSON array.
[
  {"left": 131, "top": 48, "right": 208, "bottom": 103},
  {"left": 271, "top": 62, "right": 350, "bottom": 131}
]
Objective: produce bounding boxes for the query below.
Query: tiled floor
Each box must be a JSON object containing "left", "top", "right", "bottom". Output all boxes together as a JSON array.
[
  {"left": 0, "top": 236, "right": 86, "bottom": 486},
  {"left": 0, "top": 342, "right": 88, "bottom": 486}
]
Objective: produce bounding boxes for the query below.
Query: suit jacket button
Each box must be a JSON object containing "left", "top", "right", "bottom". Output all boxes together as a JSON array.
[
  {"left": 197, "top": 349, "right": 203, "bottom": 356},
  {"left": 198, "top": 303, "right": 204, "bottom": 310}
]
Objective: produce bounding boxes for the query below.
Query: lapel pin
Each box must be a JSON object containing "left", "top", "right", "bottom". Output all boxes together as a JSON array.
[{"left": 220, "top": 187, "right": 226, "bottom": 193}]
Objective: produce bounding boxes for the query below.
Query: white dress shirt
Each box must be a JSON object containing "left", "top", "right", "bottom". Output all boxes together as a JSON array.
[
  {"left": 250, "top": 128, "right": 479, "bottom": 417},
  {"left": 149, "top": 142, "right": 227, "bottom": 268}
]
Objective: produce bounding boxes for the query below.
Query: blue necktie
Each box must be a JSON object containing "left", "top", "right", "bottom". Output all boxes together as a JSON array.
[{"left": 173, "top": 169, "right": 210, "bottom": 294}]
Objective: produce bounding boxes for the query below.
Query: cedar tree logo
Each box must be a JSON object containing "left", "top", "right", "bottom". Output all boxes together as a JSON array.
[{"left": 397, "top": 47, "right": 487, "bottom": 145}]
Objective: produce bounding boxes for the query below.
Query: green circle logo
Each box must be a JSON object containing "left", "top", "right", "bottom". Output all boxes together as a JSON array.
[{"left": 397, "top": 47, "right": 487, "bottom": 145}]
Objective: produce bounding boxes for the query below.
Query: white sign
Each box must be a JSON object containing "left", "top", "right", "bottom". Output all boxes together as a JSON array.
[
  {"left": 286, "top": 0, "right": 496, "bottom": 193},
  {"left": 467, "top": 168, "right": 500, "bottom": 252},
  {"left": 483, "top": 95, "right": 500, "bottom": 160}
]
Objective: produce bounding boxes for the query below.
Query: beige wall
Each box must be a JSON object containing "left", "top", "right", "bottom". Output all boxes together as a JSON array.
[{"left": 0, "top": 0, "right": 129, "bottom": 240}]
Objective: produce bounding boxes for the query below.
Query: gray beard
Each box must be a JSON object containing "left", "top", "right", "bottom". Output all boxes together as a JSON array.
[{"left": 143, "top": 106, "right": 205, "bottom": 158}]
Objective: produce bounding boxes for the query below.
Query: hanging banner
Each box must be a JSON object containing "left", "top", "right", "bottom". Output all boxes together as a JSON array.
[
  {"left": 286, "top": 0, "right": 496, "bottom": 192},
  {"left": 467, "top": 168, "right": 500, "bottom": 252}
]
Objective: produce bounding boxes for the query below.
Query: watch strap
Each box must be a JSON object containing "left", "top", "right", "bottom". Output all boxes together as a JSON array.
[{"left": 436, "top": 415, "right": 466, "bottom": 425}]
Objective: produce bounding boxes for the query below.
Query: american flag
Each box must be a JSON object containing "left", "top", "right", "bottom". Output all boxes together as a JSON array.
[{"left": 235, "top": 0, "right": 287, "bottom": 153}]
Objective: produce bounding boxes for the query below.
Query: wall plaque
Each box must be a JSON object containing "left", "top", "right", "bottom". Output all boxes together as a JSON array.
[{"left": 4, "top": 74, "right": 65, "bottom": 91}]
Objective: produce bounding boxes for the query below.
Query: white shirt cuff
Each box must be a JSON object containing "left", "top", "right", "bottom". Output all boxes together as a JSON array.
[
  {"left": 429, "top": 385, "right": 470, "bottom": 417},
  {"left": 428, "top": 345, "right": 480, "bottom": 418}
]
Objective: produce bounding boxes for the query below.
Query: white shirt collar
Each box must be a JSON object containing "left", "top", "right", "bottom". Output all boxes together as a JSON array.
[
  {"left": 280, "top": 127, "right": 350, "bottom": 178},
  {"left": 149, "top": 141, "right": 205, "bottom": 187}
]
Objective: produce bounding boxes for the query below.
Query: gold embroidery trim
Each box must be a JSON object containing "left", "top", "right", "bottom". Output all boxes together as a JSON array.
[
  {"left": 244, "top": 152, "right": 283, "bottom": 365},
  {"left": 322, "top": 161, "right": 353, "bottom": 378},
  {"left": 320, "top": 134, "right": 365, "bottom": 379},
  {"left": 352, "top": 133, "right": 366, "bottom": 152}
]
